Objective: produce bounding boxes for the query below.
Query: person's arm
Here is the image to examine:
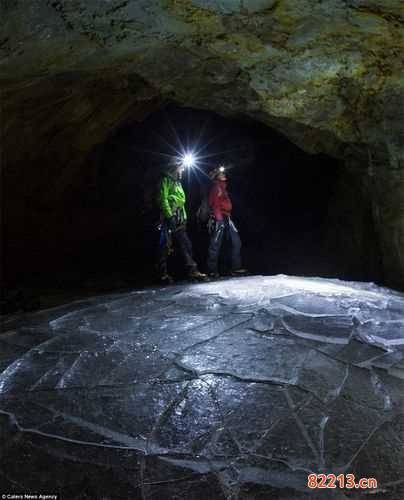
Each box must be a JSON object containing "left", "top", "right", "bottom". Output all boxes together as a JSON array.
[
  {"left": 208, "top": 183, "right": 223, "bottom": 221},
  {"left": 159, "top": 177, "right": 173, "bottom": 219},
  {"left": 175, "top": 183, "right": 187, "bottom": 222}
]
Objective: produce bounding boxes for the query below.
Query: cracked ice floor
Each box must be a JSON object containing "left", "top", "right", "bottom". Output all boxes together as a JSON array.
[{"left": 0, "top": 275, "right": 404, "bottom": 499}]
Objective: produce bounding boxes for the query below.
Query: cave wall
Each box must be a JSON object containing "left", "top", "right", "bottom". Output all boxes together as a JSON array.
[
  {"left": 367, "top": 157, "right": 404, "bottom": 288},
  {"left": 2, "top": 72, "right": 161, "bottom": 282},
  {"left": 2, "top": 0, "right": 404, "bottom": 287},
  {"left": 326, "top": 168, "right": 383, "bottom": 282}
]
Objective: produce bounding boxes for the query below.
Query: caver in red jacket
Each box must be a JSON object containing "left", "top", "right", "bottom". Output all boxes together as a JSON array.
[{"left": 208, "top": 180, "right": 232, "bottom": 221}]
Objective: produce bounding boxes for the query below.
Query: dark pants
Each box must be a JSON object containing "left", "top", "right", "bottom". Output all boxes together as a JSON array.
[
  {"left": 207, "top": 217, "right": 242, "bottom": 274},
  {"left": 158, "top": 224, "right": 197, "bottom": 276}
]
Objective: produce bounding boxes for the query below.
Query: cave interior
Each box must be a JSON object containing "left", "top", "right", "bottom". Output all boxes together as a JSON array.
[
  {"left": 2, "top": 103, "right": 383, "bottom": 307},
  {"left": 2, "top": 2, "right": 404, "bottom": 498}
]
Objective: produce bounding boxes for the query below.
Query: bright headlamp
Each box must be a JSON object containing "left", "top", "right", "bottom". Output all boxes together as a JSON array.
[{"left": 182, "top": 153, "right": 196, "bottom": 168}]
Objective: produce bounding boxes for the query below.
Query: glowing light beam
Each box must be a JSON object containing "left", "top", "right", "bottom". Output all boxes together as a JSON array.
[{"left": 182, "top": 152, "right": 196, "bottom": 168}]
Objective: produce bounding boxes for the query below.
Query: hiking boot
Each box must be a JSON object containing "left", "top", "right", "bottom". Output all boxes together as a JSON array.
[
  {"left": 189, "top": 270, "right": 207, "bottom": 281},
  {"left": 208, "top": 272, "right": 220, "bottom": 279},
  {"left": 231, "top": 268, "right": 249, "bottom": 276},
  {"left": 160, "top": 273, "right": 174, "bottom": 285}
]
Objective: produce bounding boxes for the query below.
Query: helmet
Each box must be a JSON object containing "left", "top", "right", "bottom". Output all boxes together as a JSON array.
[
  {"left": 209, "top": 165, "right": 226, "bottom": 179},
  {"left": 163, "top": 157, "right": 183, "bottom": 175},
  {"left": 168, "top": 156, "right": 183, "bottom": 166}
]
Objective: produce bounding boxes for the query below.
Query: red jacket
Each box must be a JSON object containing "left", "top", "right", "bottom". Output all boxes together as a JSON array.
[{"left": 208, "top": 180, "right": 232, "bottom": 221}]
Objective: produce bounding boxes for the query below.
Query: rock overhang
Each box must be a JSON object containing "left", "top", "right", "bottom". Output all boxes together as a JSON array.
[
  {"left": 2, "top": 0, "right": 404, "bottom": 287},
  {"left": 2, "top": 0, "right": 403, "bottom": 156}
]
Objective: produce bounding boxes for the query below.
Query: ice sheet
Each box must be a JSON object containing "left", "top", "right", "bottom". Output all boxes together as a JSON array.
[{"left": 1, "top": 275, "right": 403, "bottom": 498}]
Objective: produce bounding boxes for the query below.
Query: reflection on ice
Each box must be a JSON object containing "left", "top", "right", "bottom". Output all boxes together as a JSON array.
[
  {"left": 0, "top": 275, "right": 403, "bottom": 498},
  {"left": 358, "top": 320, "right": 404, "bottom": 347}
]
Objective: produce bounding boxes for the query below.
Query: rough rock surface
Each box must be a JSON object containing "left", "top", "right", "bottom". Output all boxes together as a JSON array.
[
  {"left": 1, "top": 275, "right": 404, "bottom": 498},
  {"left": 2, "top": 1, "right": 404, "bottom": 285}
]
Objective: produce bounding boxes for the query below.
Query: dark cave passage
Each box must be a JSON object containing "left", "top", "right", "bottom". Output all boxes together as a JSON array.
[
  {"left": 73, "top": 104, "right": 379, "bottom": 282},
  {"left": 3, "top": 105, "right": 382, "bottom": 307}
]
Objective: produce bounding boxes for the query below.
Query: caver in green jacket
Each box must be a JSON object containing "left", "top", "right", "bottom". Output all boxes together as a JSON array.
[{"left": 158, "top": 174, "right": 187, "bottom": 224}]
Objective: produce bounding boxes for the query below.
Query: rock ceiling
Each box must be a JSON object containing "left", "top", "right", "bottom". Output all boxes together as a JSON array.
[{"left": 2, "top": 0, "right": 404, "bottom": 286}]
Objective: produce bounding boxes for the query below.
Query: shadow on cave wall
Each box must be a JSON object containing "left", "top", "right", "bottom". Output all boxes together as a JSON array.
[{"left": 2, "top": 104, "right": 382, "bottom": 300}]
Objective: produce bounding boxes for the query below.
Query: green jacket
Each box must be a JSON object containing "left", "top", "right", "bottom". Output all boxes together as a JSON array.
[{"left": 158, "top": 174, "right": 187, "bottom": 221}]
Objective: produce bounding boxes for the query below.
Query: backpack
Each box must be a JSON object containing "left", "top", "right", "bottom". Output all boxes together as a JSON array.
[{"left": 196, "top": 194, "right": 211, "bottom": 225}]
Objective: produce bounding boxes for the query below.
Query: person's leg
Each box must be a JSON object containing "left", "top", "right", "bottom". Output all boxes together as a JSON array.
[
  {"left": 157, "top": 226, "right": 171, "bottom": 279},
  {"left": 207, "top": 221, "right": 225, "bottom": 274},
  {"left": 228, "top": 218, "right": 242, "bottom": 271},
  {"left": 174, "top": 226, "right": 198, "bottom": 273}
]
